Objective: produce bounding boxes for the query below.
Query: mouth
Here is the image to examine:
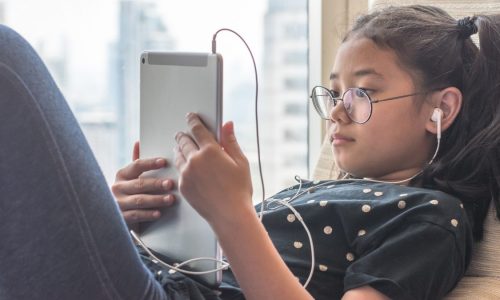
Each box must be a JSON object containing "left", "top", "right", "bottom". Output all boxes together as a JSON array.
[{"left": 330, "top": 133, "right": 355, "bottom": 145}]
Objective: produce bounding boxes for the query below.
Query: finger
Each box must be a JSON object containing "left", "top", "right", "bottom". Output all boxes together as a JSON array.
[
  {"left": 118, "top": 194, "right": 175, "bottom": 211},
  {"left": 220, "top": 121, "right": 246, "bottom": 163},
  {"left": 133, "top": 141, "right": 140, "bottom": 161},
  {"left": 186, "top": 112, "right": 217, "bottom": 147},
  {"left": 123, "top": 209, "right": 161, "bottom": 224},
  {"left": 116, "top": 157, "right": 168, "bottom": 181},
  {"left": 174, "top": 144, "right": 187, "bottom": 172},
  {"left": 175, "top": 132, "right": 199, "bottom": 158},
  {"left": 115, "top": 177, "right": 174, "bottom": 195}
]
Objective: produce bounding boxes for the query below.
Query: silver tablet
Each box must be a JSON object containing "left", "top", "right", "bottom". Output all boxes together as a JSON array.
[{"left": 139, "top": 51, "right": 223, "bottom": 287}]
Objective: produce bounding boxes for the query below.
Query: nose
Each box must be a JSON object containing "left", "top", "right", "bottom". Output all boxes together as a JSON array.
[{"left": 329, "top": 100, "right": 351, "bottom": 124}]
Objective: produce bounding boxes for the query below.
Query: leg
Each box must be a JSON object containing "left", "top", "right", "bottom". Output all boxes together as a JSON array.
[{"left": 0, "top": 25, "right": 166, "bottom": 300}]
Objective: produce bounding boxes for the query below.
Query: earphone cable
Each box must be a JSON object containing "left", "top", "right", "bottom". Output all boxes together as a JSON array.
[{"left": 212, "top": 29, "right": 266, "bottom": 220}]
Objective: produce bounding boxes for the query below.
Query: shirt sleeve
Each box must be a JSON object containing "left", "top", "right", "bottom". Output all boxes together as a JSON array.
[{"left": 343, "top": 221, "right": 467, "bottom": 300}]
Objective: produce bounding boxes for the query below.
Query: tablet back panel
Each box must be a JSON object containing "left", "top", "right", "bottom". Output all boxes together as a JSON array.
[{"left": 139, "top": 51, "right": 223, "bottom": 287}]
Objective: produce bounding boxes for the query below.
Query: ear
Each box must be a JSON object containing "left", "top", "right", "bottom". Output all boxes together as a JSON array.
[{"left": 425, "top": 87, "right": 462, "bottom": 135}]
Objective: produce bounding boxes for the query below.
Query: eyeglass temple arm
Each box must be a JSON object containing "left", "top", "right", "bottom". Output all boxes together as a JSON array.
[{"left": 370, "top": 91, "right": 429, "bottom": 104}]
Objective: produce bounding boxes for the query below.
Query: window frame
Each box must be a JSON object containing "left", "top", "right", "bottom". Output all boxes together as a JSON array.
[{"left": 307, "top": 0, "right": 368, "bottom": 177}]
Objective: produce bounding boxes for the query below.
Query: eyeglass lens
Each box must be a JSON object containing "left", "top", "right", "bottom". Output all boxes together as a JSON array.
[{"left": 311, "top": 86, "right": 371, "bottom": 123}]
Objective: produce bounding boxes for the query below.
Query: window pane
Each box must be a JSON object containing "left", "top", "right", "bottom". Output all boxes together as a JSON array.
[{"left": 2, "top": 0, "right": 309, "bottom": 201}]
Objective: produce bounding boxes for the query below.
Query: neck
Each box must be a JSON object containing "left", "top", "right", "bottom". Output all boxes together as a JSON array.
[{"left": 362, "top": 167, "right": 424, "bottom": 185}]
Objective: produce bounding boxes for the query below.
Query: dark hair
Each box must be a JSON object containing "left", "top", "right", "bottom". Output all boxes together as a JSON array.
[{"left": 343, "top": 5, "right": 500, "bottom": 241}]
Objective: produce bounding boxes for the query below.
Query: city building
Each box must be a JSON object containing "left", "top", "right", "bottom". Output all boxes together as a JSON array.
[{"left": 259, "top": 0, "right": 309, "bottom": 195}]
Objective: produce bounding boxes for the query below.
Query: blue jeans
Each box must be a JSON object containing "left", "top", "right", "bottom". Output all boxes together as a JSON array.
[{"left": 0, "top": 25, "right": 167, "bottom": 299}]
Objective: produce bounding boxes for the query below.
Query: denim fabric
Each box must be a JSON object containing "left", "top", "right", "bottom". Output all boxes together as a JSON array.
[{"left": 0, "top": 25, "right": 167, "bottom": 299}]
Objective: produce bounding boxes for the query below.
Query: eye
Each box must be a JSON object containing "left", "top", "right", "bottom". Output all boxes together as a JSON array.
[{"left": 354, "top": 88, "right": 367, "bottom": 98}]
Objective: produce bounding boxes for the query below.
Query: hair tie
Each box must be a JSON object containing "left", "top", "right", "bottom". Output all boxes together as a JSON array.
[{"left": 457, "top": 16, "right": 478, "bottom": 39}]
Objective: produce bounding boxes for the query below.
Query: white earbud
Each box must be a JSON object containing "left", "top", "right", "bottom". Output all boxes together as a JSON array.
[
  {"left": 431, "top": 108, "right": 443, "bottom": 123},
  {"left": 431, "top": 108, "right": 442, "bottom": 140}
]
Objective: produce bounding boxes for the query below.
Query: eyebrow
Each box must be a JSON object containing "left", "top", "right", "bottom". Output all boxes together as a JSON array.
[{"left": 329, "top": 68, "right": 385, "bottom": 81}]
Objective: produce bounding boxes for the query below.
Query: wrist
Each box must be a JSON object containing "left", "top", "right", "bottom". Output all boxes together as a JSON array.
[{"left": 208, "top": 197, "right": 257, "bottom": 237}]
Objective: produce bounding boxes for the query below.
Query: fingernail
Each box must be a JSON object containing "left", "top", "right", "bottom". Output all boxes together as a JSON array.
[
  {"left": 162, "top": 180, "right": 171, "bottom": 190},
  {"left": 174, "top": 132, "right": 182, "bottom": 140},
  {"left": 152, "top": 211, "right": 161, "bottom": 218},
  {"left": 156, "top": 158, "right": 166, "bottom": 167},
  {"left": 164, "top": 195, "right": 172, "bottom": 204},
  {"left": 185, "top": 112, "right": 192, "bottom": 119}
]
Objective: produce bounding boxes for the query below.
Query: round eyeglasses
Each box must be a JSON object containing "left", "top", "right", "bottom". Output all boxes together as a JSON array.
[{"left": 310, "top": 86, "right": 425, "bottom": 124}]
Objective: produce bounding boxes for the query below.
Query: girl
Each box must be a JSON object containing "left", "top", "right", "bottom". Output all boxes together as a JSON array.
[
  {"left": 114, "top": 5, "right": 500, "bottom": 300},
  {"left": 0, "top": 4, "right": 498, "bottom": 300}
]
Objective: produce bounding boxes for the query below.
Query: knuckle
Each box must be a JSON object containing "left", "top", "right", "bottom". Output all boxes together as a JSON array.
[
  {"left": 135, "top": 177, "right": 146, "bottom": 191},
  {"left": 157, "top": 178, "right": 165, "bottom": 190},
  {"left": 116, "top": 196, "right": 126, "bottom": 209},
  {"left": 128, "top": 211, "right": 139, "bottom": 222},
  {"left": 203, "top": 144, "right": 218, "bottom": 155},
  {"left": 134, "top": 196, "right": 144, "bottom": 208},
  {"left": 115, "top": 169, "right": 126, "bottom": 179},
  {"left": 111, "top": 182, "right": 121, "bottom": 195}
]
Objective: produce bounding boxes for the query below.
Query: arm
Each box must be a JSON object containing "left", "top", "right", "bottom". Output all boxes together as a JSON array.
[
  {"left": 174, "top": 114, "right": 393, "bottom": 299},
  {"left": 174, "top": 114, "right": 313, "bottom": 300},
  {"left": 342, "top": 287, "right": 390, "bottom": 300}
]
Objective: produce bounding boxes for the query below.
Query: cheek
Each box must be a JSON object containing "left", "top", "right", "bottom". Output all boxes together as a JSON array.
[{"left": 333, "top": 117, "right": 428, "bottom": 176}]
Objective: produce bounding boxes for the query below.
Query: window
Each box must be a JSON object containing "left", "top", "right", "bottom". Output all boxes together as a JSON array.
[
  {"left": 285, "top": 103, "right": 307, "bottom": 115},
  {"left": 3, "top": 0, "right": 309, "bottom": 201},
  {"left": 284, "top": 77, "right": 308, "bottom": 90},
  {"left": 284, "top": 50, "right": 308, "bottom": 65}
]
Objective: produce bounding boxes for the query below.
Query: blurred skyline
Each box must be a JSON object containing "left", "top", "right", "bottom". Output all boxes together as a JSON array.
[{"left": 1, "top": 0, "right": 309, "bottom": 198}]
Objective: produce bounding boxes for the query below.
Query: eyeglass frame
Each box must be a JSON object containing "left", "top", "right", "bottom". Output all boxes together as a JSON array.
[{"left": 309, "top": 85, "right": 431, "bottom": 124}]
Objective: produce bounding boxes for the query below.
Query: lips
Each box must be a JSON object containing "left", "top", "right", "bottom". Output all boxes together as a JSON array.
[{"left": 330, "top": 133, "right": 355, "bottom": 145}]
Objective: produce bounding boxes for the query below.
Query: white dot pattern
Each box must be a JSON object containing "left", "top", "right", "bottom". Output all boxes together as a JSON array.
[
  {"left": 346, "top": 253, "right": 355, "bottom": 262},
  {"left": 398, "top": 200, "right": 406, "bottom": 209},
  {"left": 266, "top": 182, "right": 465, "bottom": 284}
]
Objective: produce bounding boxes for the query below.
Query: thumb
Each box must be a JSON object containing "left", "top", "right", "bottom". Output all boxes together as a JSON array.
[
  {"left": 220, "top": 121, "right": 245, "bottom": 162},
  {"left": 132, "top": 141, "right": 140, "bottom": 161}
]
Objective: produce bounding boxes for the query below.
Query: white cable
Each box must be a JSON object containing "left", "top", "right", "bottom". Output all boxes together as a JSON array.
[
  {"left": 130, "top": 230, "right": 229, "bottom": 275},
  {"left": 277, "top": 199, "right": 315, "bottom": 288}
]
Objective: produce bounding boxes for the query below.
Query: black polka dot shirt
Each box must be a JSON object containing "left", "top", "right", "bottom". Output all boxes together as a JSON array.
[{"left": 222, "top": 180, "right": 473, "bottom": 300}]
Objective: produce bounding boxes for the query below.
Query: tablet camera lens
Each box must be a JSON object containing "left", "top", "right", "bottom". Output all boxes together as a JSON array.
[{"left": 142, "top": 57, "right": 145, "bottom": 64}]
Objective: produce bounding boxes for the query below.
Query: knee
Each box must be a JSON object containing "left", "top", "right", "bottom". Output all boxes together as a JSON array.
[{"left": 0, "top": 24, "right": 40, "bottom": 68}]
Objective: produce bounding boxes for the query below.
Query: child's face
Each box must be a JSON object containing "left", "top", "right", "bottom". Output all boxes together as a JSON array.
[{"left": 329, "top": 37, "right": 435, "bottom": 181}]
